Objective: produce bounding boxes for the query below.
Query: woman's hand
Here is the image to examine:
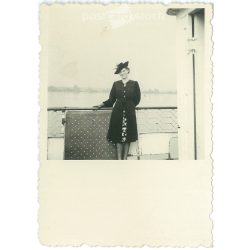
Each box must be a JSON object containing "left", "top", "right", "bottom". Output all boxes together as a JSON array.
[{"left": 93, "top": 104, "right": 104, "bottom": 110}]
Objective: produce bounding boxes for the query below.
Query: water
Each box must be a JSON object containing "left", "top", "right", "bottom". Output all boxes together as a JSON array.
[{"left": 48, "top": 92, "right": 177, "bottom": 108}]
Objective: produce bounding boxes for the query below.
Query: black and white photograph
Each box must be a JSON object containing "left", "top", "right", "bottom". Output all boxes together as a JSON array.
[
  {"left": 39, "top": 2, "right": 213, "bottom": 246},
  {"left": 4, "top": 1, "right": 250, "bottom": 249},
  {"left": 45, "top": 4, "right": 210, "bottom": 160}
]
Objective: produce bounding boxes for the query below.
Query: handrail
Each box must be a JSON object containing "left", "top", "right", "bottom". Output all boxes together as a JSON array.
[{"left": 47, "top": 106, "right": 177, "bottom": 111}]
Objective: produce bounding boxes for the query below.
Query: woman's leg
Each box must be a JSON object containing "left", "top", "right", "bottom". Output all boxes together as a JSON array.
[
  {"left": 123, "top": 142, "right": 130, "bottom": 160},
  {"left": 116, "top": 143, "right": 123, "bottom": 160}
]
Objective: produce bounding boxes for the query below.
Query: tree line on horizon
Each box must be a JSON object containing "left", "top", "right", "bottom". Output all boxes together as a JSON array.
[{"left": 48, "top": 85, "right": 177, "bottom": 94}]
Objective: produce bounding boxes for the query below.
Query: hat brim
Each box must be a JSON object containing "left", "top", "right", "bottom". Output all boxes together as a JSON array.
[{"left": 114, "top": 61, "right": 129, "bottom": 74}]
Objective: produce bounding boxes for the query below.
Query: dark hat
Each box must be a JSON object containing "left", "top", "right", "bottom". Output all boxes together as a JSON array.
[{"left": 114, "top": 61, "right": 129, "bottom": 74}]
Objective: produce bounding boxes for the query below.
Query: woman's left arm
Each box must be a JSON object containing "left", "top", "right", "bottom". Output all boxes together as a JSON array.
[{"left": 134, "top": 81, "right": 141, "bottom": 106}]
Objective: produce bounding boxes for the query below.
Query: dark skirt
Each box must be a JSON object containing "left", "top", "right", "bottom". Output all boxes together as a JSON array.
[{"left": 107, "top": 100, "right": 138, "bottom": 143}]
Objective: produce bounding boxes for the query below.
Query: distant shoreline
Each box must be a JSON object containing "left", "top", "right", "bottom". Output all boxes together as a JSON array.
[{"left": 48, "top": 86, "right": 177, "bottom": 95}]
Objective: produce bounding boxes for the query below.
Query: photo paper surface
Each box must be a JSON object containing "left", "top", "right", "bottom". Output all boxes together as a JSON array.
[{"left": 39, "top": 2, "right": 213, "bottom": 246}]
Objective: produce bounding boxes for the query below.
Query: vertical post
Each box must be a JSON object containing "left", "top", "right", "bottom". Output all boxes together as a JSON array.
[
  {"left": 191, "top": 13, "right": 198, "bottom": 160},
  {"left": 192, "top": 53, "right": 197, "bottom": 160}
]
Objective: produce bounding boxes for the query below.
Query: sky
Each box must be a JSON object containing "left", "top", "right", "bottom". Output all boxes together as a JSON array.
[{"left": 45, "top": 4, "right": 177, "bottom": 92}]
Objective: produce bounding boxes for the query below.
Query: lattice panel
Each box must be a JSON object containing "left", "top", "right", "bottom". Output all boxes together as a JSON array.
[
  {"left": 48, "top": 111, "right": 64, "bottom": 138},
  {"left": 64, "top": 111, "right": 117, "bottom": 160},
  {"left": 136, "top": 109, "right": 178, "bottom": 134}
]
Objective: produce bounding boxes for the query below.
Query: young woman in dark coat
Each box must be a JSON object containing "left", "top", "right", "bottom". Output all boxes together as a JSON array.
[{"left": 94, "top": 61, "right": 141, "bottom": 160}]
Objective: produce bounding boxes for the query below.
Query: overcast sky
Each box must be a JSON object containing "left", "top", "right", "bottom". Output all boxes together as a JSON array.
[{"left": 45, "top": 4, "right": 177, "bottom": 91}]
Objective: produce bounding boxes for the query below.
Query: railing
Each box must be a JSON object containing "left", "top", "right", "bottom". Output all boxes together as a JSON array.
[
  {"left": 47, "top": 107, "right": 177, "bottom": 111},
  {"left": 47, "top": 107, "right": 178, "bottom": 160}
]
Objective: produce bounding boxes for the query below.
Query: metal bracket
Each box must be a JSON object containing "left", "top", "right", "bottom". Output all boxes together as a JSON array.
[
  {"left": 187, "top": 49, "right": 196, "bottom": 55},
  {"left": 187, "top": 37, "right": 197, "bottom": 54}
]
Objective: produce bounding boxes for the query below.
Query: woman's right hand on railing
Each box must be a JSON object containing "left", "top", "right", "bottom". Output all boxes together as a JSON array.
[{"left": 93, "top": 103, "right": 104, "bottom": 110}]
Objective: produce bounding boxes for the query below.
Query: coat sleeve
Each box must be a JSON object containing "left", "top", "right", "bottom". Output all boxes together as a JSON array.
[
  {"left": 102, "top": 82, "right": 116, "bottom": 107},
  {"left": 134, "top": 81, "right": 141, "bottom": 106}
]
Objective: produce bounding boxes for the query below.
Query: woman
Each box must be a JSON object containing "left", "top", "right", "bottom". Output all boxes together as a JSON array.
[{"left": 94, "top": 61, "right": 141, "bottom": 160}]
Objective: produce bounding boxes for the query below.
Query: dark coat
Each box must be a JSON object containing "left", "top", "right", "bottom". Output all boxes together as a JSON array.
[{"left": 102, "top": 80, "right": 141, "bottom": 143}]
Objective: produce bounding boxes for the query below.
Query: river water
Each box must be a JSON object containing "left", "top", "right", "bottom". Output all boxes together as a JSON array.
[{"left": 48, "top": 92, "right": 177, "bottom": 108}]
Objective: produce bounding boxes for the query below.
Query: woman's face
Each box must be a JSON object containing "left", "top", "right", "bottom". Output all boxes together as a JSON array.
[{"left": 119, "top": 68, "right": 129, "bottom": 79}]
